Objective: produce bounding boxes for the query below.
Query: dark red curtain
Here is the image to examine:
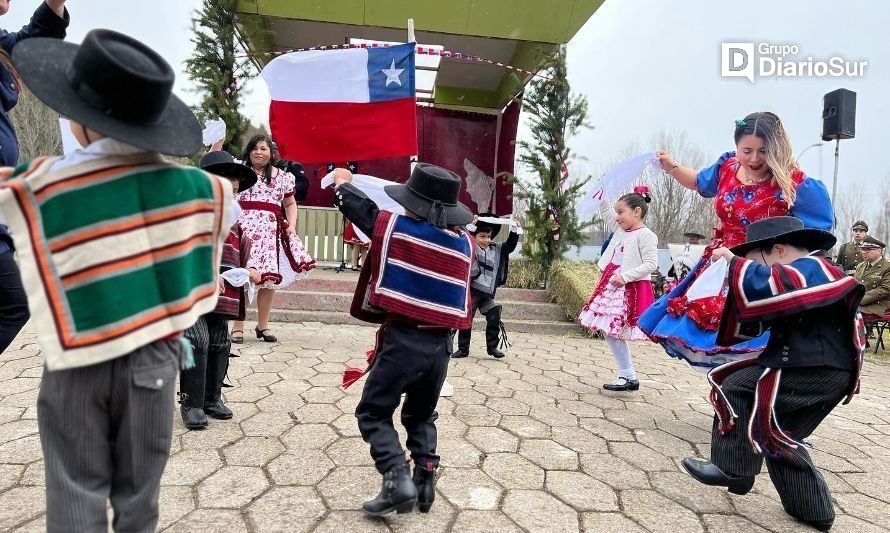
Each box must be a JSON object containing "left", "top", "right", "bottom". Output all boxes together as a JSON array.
[{"left": 296, "top": 102, "right": 520, "bottom": 216}]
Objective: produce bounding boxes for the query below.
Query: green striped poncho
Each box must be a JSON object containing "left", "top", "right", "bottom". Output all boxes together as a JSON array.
[{"left": 0, "top": 153, "right": 232, "bottom": 370}]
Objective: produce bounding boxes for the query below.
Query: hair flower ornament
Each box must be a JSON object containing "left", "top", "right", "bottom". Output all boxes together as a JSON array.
[{"left": 633, "top": 185, "right": 650, "bottom": 196}]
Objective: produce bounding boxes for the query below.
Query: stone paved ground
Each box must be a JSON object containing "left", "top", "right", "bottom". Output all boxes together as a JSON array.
[{"left": 1, "top": 323, "right": 889, "bottom": 532}]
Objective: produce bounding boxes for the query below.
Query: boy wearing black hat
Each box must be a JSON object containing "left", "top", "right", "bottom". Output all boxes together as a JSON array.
[
  {"left": 0, "top": 30, "right": 232, "bottom": 531},
  {"left": 681, "top": 217, "right": 865, "bottom": 532},
  {"left": 452, "top": 214, "right": 522, "bottom": 359},
  {"left": 331, "top": 164, "right": 474, "bottom": 517},
  {"left": 837, "top": 220, "right": 869, "bottom": 273},
  {"left": 178, "top": 152, "right": 261, "bottom": 429}
]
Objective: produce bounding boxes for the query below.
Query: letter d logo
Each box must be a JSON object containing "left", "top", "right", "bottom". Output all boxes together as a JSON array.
[{"left": 721, "top": 43, "right": 755, "bottom": 82}]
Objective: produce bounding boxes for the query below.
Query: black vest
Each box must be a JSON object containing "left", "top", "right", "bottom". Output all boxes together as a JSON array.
[{"left": 758, "top": 301, "right": 856, "bottom": 370}]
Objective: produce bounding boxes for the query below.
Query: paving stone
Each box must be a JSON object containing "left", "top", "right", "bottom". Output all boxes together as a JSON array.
[
  {"left": 313, "top": 510, "right": 390, "bottom": 533},
  {"left": 500, "top": 415, "right": 551, "bottom": 439},
  {"left": 485, "top": 397, "right": 530, "bottom": 416},
  {"left": 267, "top": 449, "right": 335, "bottom": 485},
  {"left": 178, "top": 420, "right": 244, "bottom": 450},
  {"left": 610, "top": 441, "right": 676, "bottom": 471},
  {"left": 438, "top": 437, "right": 483, "bottom": 468},
  {"left": 550, "top": 426, "right": 608, "bottom": 454},
  {"left": 579, "top": 453, "right": 651, "bottom": 489},
  {"left": 19, "top": 461, "right": 43, "bottom": 486},
  {"left": 317, "top": 466, "right": 380, "bottom": 510},
  {"left": 292, "top": 402, "right": 344, "bottom": 424},
  {"left": 386, "top": 492, "right": 456, "bottom": 533},
  {"left": 454, "top": 404, "right": 501, "bottom": 426},
  {"left": 161, "top": 449, "right": 223, "bottom": 485},
  {"left": 0, "top": 487, "right": 44, "bottom": 531},
  {"left": 281, "top": 423, "right": 338, "bottom": 450},
  {"left": 326, "top": 437, "right": 373, "bottom": 467},
  {"left": 621, "top": 489, "right": 704, "bottom": 533},
  {"left": 465, "top": 427, "right": 519, "bottom": 453},
  {"left": 246, "top": 486, "right": 326, "bottom": 532},
  {"left": 650, "top": 471, "right": 733, "bottom": 513},
  {"left": 164, "top": 509, "right": 248, "bottom": 532},
  {"left": 438, "top": 468, "right": 503, "bottom": 510},
  {"left": 0, "top": 419, "right": 38, "bottom": 444},
  {"left": 579, "top": 417, "right": 635, "bottom": 441},
  {"left": 0, "top": 435, "right": 42, "bottom": 464},
  {"left": 450, "top": 510, "right": 523, "bottom": 533},
  {"left": 222, "top": 436, "right": 285, "bottom": 466},
  {"left": 157, "top": 485, "right": 194, "bottom": 530},
  {"left": 482, "top": 453, "right": 545, "bottom": 489},
  {"left": 196, "top": 465, "right": 269, "bottom": 508},
  {"left": 0, "top": 464, "right": 22, "bottom": 491},
  {"left": 502, "top": 489, "right": 579, "bottom": 532},
  {"left": 546, "top": 471, "right": 618, "bottom": 511},
  {"left": 700, "top": 514, "right": 770, "bottom": 532},
  {"left": 581, "top": 512, "right": 648, "bottom": 532},
  {"left": 239, "top": 411, "right": 294, "bottom": 437},
  {"left": 832, "top": 492, "right": 890, "bottom": 525},
  {"left": 519, "top": 439, "right": 579, "bottom": 470}
]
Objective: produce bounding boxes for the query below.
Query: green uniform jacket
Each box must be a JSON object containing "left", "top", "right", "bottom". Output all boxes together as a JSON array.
[
  {"left": 837, "top": 241, "right": 865, "bottom": 272},
  {"left": 854, "top": 257, "right": 890, "bottom": 316}
]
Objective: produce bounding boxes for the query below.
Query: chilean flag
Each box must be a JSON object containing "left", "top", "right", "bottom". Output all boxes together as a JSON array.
[{"left": 262, "top": 43, "right": 417, "bottom": 164}]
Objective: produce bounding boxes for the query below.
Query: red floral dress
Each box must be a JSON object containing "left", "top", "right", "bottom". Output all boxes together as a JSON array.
[
  {"left": 638, "top": 151, "right": 834, "bottom": 369},
  {"left": 237, "top": 166, "right": 315, "bottom": 288}
]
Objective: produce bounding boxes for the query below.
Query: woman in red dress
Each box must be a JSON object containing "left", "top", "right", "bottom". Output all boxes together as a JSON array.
[{"left": 638, "top": 112, "right": 834, "bottom": 369}]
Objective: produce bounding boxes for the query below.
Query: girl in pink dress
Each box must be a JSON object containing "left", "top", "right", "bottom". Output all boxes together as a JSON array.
[
  {"left": 579, "top": 187, "right": 659, "bottom": 391},
  {"left": 231, "top": 135, "right": 315, "bottom": 343}
]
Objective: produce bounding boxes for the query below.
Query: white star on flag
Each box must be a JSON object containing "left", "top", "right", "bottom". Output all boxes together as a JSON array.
[{"left": 381, "top": 59, "right": 404, "bottom": 87}]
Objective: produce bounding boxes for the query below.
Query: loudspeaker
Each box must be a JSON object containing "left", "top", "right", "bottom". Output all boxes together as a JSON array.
[{"left": 821, "top": 89, "right": 856, "bottom": 141}]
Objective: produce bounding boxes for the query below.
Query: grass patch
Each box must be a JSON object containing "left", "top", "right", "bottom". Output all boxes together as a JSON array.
[{"left": 548, "top": 259, "right": 601, "bottom": 321}]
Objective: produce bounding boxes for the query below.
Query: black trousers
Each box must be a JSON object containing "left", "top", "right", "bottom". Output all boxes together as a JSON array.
[
  {"left": 457, "top": 294, "right": 501, "bottom": 352},
  {"left": 356, "top": 323, "right": 451, "bottom": 474},
  {"left": 180, "top": 315, "right": 231, "bottom": 408},
  {"left": 0, "top": 249, "right": 29, "bottom": 354},
  {"left": 711, "top": 365, "right": 850, "bottom": 522}
]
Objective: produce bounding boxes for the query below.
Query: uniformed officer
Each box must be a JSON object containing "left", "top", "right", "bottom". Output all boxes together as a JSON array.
[
  {"left": 853, "top": 236, "right": 890, "bottom": 321},
  {"left": 837, "top": 220, "right": 869, "bottom": 273}
]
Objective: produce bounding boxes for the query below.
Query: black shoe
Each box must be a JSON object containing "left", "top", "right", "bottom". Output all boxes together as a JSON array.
[
  {"left": 255, "top": 327, "right": 277, "bottom": 343},
  {"left": 204, "top": 400, "right": 233, "bottom": 420},
  {"left": 412, "top": 465, "right": 436, "bottom": 513},
  {"left": 801, "top": 518, "right": 833, "bottom": 531},
  {"left": 450, "top": 348, "right": 469, "bottom": 359},
  {"left": 362, "top": 464, "right": 417, "bottom": 516},
  {"left": 180, "top": 406, "right": 208, "bottom": 429},
  {"left": 230, "top": 329, "right": 244, "bottom": 344},
  {"left": 681, "top": 458, "right": 755, "bottom": 495},
  {"left": 602, "top": 377, "right": 640, "bottom": 391},
  {"left": 487, "top": 348, "right": 505, "bottom": 359}
]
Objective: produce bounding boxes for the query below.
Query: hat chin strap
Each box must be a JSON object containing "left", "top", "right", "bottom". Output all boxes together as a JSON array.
[{"left": 427, "top": 199, "right": 447, "bottom": 228}]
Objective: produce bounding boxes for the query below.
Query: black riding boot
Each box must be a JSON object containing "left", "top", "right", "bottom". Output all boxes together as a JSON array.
[
  {"left": 204, "top": 347, "right": 233, "bottom": 420},
  {"left": 451, "top": 327, "right": 471, "bottom": 358},
  {"left": 412, "top": 465, "right": 436, "bottom": 513},
  {"left": 484, "top": 306, "right": 507, "bottom": 358},
  {"left": 362, "top": 464, "right": 417, "bottom": 516},
  {"left": 179, "top": 352, "right": 208, "bottom": 430}
]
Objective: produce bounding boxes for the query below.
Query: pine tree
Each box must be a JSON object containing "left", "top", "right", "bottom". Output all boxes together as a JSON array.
[
  {"left": 513, "top": 48, "right": 593, "bottom": 278},
  {"left": 185, "top": 0, "right": 259, "bottom": 155}
]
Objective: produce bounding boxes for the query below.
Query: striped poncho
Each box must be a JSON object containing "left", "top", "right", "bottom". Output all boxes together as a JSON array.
[{"left": 0, "top": 154, "right": 232, "bottom": 370}]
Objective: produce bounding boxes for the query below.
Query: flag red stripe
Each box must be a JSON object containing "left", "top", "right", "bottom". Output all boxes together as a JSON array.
[{"left": 269, "top": 99, "right": 418, "bottom": 164}]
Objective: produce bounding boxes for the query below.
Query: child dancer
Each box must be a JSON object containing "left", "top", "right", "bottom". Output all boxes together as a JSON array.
[{"left": 579, "top": 187, "right": 658, "bottom": 391}]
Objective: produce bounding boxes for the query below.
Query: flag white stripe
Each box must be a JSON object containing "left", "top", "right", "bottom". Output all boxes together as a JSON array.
[{"left": 261, "top": 48, "right": 370, "bottom": 103}]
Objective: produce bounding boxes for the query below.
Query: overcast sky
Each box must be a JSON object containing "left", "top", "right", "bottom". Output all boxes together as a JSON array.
[{"left": 4, "top": 0, "right": 887, "bottom": 215}]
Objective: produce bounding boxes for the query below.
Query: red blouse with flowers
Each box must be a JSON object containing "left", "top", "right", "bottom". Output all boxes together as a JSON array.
[{"left": 708, "top": 156, "right": 805, "bottom": 248}]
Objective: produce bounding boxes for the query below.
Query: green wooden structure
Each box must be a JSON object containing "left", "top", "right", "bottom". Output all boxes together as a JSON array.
[{"left": 234, "top": 0, "right": 603, "bottom": 113}]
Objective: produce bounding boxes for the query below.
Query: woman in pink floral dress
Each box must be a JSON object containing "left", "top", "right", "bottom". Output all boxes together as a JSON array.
[{"left": 231, "top": 135, "right": 315, "bottom": 343}]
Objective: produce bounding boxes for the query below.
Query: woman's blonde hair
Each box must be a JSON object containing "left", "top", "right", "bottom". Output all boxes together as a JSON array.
[{"left": 734, "top": 111, "right": 798, "bottom": 207}]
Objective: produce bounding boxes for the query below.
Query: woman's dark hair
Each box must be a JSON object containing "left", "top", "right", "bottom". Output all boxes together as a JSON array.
[
  {"left": 617, "top": 191, "right": 651, "bottom": 218},
  {"left": 241, "top": 134, "right": 274, "bottom": 184}
]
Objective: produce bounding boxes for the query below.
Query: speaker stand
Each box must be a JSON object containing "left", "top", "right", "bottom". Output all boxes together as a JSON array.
[{"left": 830, "top": 138, "right": 840, "bottom": 215}]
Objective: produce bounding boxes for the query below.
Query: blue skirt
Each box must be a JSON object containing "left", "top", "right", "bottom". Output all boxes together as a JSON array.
[{"left": 638, "top": 257, "right": 767, "bottom": 370}]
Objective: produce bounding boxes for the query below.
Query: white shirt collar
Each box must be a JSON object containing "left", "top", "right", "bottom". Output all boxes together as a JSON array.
[{"left": 49, "top": 137, "right": 148, "bottom": 171}]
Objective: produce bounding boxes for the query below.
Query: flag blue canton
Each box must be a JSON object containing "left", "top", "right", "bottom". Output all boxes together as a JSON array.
[{"left": 367, "top": 43, "right": 415, "bottom": 102}]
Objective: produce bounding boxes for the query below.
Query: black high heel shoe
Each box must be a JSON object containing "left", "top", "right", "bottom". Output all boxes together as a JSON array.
[{"left": 255, "top": 327, "right": 277, "bottom": 343}]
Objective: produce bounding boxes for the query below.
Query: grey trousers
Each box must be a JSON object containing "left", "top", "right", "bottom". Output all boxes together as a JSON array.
[
  {"left": 37, "top": 338, "right": 181, "bottom": 533},
  {"left": 711, "top": 365, "right": 850, "bottom": 523}
]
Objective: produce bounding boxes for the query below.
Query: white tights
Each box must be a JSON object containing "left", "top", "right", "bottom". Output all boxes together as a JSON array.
[{"left": 604, "top": 336, "right": 636, "bottom": 380}]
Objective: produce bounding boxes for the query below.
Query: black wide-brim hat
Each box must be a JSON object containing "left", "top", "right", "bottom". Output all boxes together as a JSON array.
[
  {"left": 730, "top": 216, "right": 836, "bottom": 256},
  {"left": 683, "top": 231, "right": 706, "bottom": 240},
  {"left": 384, "top": 163, "right": 473, "bottom": 228},
  {"left": 472, "top": 213, "right": 502, "bottom": 238},
  {"left": 12, "top": 29, "right": 201, "bottom": 157},
  {"left": 199, "top": 151, "right": 257, "bottom": 192}
]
